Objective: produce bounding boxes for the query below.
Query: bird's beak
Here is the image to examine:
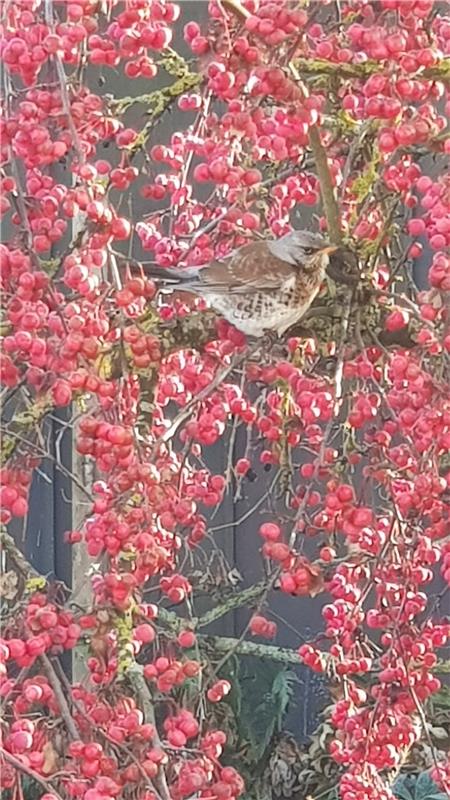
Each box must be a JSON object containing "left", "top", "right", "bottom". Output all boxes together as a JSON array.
[{"left": 321, "top": 245, "right": 339, "bottom": 255}]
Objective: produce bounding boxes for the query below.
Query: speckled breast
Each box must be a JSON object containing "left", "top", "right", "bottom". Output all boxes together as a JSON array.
[{"left": 205, "top": 288, "right": 317, "bottom": 337}]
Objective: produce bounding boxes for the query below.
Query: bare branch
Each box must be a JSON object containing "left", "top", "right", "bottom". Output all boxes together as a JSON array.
[
  {"left": 0, "top": 746, "right": 65, "bottom": 800},
  {"left": 126, "top": 663, "right": 171, "bottom": 800},
  {"left": 40, "top": 655, "right": 81, "bottom": 741}
]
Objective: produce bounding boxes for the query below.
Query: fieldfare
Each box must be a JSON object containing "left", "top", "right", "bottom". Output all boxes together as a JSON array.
[{"left": 147, "top": 230, "right": 345, "bottom": 338}]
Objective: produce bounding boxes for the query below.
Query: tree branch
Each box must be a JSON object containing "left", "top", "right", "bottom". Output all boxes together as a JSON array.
[
  {"left": 221, "top": 0, "right": 250, "bottom": 20},
  {"left": 219, "top": 0, "right": 343, "bottom": 244},
  {"left": 40, "top": 655, "right": 81, "bottom": 741},
  {"left": 307, "top": 126, "right": 343, "bottom": 245},
  {"left": 0, "top": 747, "right": 65, "bottom": 800},
  {"left": 197, "top": 580, "right": 269, "bottom": 629},
  {"left": 200, "top": 635, "right": 301, "bottom": 664},
  {"left": 288, "top": 62, "right": 343, "bottom": 245},
  {"left": 291, "top": 56, "right": 450, "bottom": 84},
  {"left": 0, "top": 528, "right": 41, "bottom": 580},
  {"left": 157, "top": 580, "right": 269, "bottom": 632},
  {"left": 1, "top": 396, "right": 52, "bottom": 464},
  {"left": 125, "top": 662, "right": 171, "bottom": 800}
]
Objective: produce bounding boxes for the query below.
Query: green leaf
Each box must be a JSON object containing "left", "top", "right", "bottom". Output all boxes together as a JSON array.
[
  {"left": 271, "top": 669, "right": 298, "bottom": 727},
  {"left": 226, "top": 655, "right": 242, "bottom": 718},
  {"left": 232, "top": 659, "right": 297, "bottom": 763},
  {"left": 427, "top": 795, "right": 450, "bottom": 800},
  {"left": 25, "top": 576, "right": 47, "bottom": 592},
  {"left": 393, "top": 776, "right": 414, "bottom": 800},
  {"left": 433, "top": 685, "right": 450, "bottom": 707},
  {"left": 415, "top": 773, "right": 447, "bottom": 800},
  {"left": 394, "top": 773, "right": 448, "bottom": 800}
]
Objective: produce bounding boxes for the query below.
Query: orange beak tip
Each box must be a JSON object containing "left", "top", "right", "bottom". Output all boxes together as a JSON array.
[{"left": 323, "top": 245, "right": 339, "bottom": 255}]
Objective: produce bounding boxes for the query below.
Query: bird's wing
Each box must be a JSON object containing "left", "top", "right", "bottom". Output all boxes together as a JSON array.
[{"left": 199, "top": 241, "right": 294, "bottom": 295}]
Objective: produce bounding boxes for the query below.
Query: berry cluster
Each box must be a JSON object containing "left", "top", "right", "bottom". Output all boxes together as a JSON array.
[
  {"left": 1, "top": 592, "right": 80, "bottom": 668},
  {"left": 2, "top": 2, "right": 450, "bottom": 800},
  {"left": 144, "top": 655, "right": 200, "bottom": 693}
]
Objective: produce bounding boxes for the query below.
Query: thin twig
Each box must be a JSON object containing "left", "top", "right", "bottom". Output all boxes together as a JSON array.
[
  {"left": 221, "top": 0, "right": 250, "bottom": 21},
  {"left": 151, "top": 346, "right": 254, "bottom": 453},
  {"left": 44, "top": 0, "right": 85, "bottom": 165},
  {"left": 1, "top": 425, "right": 94, "bottom": 500},
  {"left": 288, "top": 289, "right": 352, "bottom": 549},
  {"left": 40, "top": 655, "right": 81, "bottom": 741},
  {"left": 0, "top": 747, "right": 65, "bottom": 800},
  {"left": 52, "top": 659, "right": 158, "bottom": 792},
  {"left": 209, "top": 469, "right": 282, "bottom": 532}
]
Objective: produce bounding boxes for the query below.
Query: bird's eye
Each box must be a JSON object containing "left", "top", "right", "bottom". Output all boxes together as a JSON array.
[{"left": 303, "top": 247, "right": 315, "bottom": 255}]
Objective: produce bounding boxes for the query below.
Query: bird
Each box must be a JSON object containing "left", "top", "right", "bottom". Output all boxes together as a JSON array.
[{"left": 145, "top": 230, "right": 344, "bottom": 338}]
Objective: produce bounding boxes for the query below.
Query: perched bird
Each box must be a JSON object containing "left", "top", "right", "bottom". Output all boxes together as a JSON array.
[{"left": 146, "top": 230, "right": 343, "bottom": 338}]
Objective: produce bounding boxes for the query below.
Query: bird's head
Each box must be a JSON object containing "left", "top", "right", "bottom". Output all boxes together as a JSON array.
[{"left": 267, "top": 230, "right": 338, "bottom": 269}]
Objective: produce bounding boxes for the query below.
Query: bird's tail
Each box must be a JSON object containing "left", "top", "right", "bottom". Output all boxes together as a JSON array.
[{"left": 144, "top": 265, "right": 201, "bottom": 285}]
